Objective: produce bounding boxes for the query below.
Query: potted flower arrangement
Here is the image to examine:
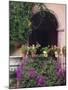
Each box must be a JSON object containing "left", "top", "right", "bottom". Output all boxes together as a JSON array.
[
  {"left": 29, "top": 44, "right": 37, "bottom": 58},
  {"left": 48, "top": 45, "right": 60, "bottom": 58},
  {"left": 30, "top": 43, "right": 41, "bottom": 58},
  {"left": 41, "top": 47, "right": 49, "bottom": 57},
  {"left": 21, "top": 45, "right": 29, "bottom": 59},
  {"left": 41, "top": 45, "right": 60, "bottom": 58},
  {"left": 53, "top": 45, "right": 60, "bottom": 58}
]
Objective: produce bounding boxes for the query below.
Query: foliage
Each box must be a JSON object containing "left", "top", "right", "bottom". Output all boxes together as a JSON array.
[
  {"left": 41, "top": 46, "right": 60, "bottom": 58},
  {"left": 21, "top": 45, "right": 29, "bottom": 53},
  {"left": 9, "top": 1, "right": 47, "bottom": 54},
  {"left": 9, "top": 1, "right": 34, "bottom": 53},
  {"left": 41, "top": 47, "right": 49, "bottom": 52},
  {"left": 10, "top": 55, "right": 66, "bottom": 88},
  {"left": 21, "top": 44, "right": 40, "bottom": 55},
  {"left": 29, "top": 44, "right": 40, "bottom": 54},
  {"left": 29, "top": 45, "right": 37, "bottom": 53}
]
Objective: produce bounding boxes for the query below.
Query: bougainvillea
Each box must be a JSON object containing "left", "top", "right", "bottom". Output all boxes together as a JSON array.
[
  {"left": 16, "top": 64, "right": 23, "bottom": 81},
  {"left": 36, "top": 75, "right": 45, "bottom": 86},
  {"left": 10, "top": 55, "right": 66, "bottom": 88},
  {"left": 28, "top": 68, "right": 37, "bottom": 79}
]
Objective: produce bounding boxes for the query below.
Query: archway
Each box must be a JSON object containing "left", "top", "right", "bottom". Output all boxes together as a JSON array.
[{"left": 29, "top": 11, "right": 58, "bottom": 49}]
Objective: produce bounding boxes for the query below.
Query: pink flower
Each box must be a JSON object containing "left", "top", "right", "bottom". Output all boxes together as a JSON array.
[
  {"left": 36, "top": 75, "right": 45, "bottom": 86},
  {"left": 28, "top": 68, "right": 37, "bottom": 79}
]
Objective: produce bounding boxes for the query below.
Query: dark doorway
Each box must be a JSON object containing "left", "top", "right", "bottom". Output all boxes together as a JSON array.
[{"left": 29, "top": 11, "right": 58, "bottom": 47}]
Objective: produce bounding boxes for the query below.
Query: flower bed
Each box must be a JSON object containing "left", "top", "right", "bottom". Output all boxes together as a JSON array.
[{"left": 9, "top": 55, "right": 66, "bottom": 89}]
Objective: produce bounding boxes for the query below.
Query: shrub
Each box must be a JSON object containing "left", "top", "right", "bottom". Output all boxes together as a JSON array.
[{"left": 10, "top": 55, "right": 66, "bottom": 88}]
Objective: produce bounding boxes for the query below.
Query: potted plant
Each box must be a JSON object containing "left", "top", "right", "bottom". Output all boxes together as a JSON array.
[
  {"left": 53, "top": 46, "right": 60, "bottom": 58},
  {"left": 41, "top": 45, "right": 60, "bottom": 58},
  {"left": 48, "top": 45, "right": 60, "bottom": 58},
  {"left": 41, "top": 47, "right": 49, "bottom": 57},
  {"left": 21, "top": 45, "right": 29, "bottom": 59},
  {"left": 29, "top": 43, "right": 41, "bottom": 58},
  {"left": 30, "top": 44, "right": 37, "bottom": 58}
]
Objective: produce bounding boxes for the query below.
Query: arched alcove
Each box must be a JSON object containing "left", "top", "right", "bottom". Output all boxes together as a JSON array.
[{"left": 29, "top": 11, "right": 58, "bottom": 48}]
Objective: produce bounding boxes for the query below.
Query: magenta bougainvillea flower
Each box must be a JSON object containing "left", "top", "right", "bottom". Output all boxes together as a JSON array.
[
  {"left": 56, "top": 68, "right": 63, "bottom": 77},
  {"left": 16, "top": 63, "right": 23, "bottom": 80},
  {"left": 55, "top": 62, "right": 63, "bottom": 77},
  {"left": 36, "top": 75, "right": 45, "bottom": 86},
  {"left": 28, "top": 68, "right": 37, "bottom": 79}
]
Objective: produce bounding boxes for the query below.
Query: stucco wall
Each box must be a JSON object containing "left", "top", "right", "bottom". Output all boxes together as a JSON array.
[
  {"left": 46, "top": 4, "right": 66, "bottom": 47},
  {"left": 43, "top": 4, "right": 66, "bottom": 70},
  {"left": 46, "top": 4, "right": 66, "bottom": 30}
]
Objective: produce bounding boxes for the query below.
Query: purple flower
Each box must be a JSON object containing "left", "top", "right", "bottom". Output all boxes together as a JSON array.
[
  {"left": 56, "top": 68, "right": 63, "bottom": 77},
  {"left": 55, "top": 63, "right": 63, "bottom": 77},
  {"left": 36, "top": 75, "right": 45, "bottom": 86},
  {"left": 28, "top": 68, "right": 37, "bottom": 79},
  {"left": 16, "top": 63, "right": 23, "bottom": 80},
  {"left": 55, "top": 63, "right": 61, "bottom": 71}
]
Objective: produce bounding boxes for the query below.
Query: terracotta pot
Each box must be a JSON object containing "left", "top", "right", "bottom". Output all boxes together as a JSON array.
[{"left": 22, "top": 52, "right": 28, "bottom": 59}]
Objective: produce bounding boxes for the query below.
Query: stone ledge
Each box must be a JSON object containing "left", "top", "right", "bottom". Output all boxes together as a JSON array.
[{"left": 57, "top": 29, "right": 64, "bottom": 32}]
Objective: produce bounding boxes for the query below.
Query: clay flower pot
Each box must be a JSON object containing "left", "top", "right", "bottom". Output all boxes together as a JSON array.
[
  {"left": 30, "top": 44, "right": 37, "bottom": 58},
  {"left": 31, "top": 51, "right": 36, "bottom": 58},
  {"left": 22, "top": 51, "right": 28, "bottom": 59},
  {"left": 21, "top": 45, "right": 29, "bottom": 59}
]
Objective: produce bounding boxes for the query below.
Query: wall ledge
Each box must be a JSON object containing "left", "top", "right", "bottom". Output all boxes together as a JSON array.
[{"left": 57, "top": 29, "right": 64, "bottom": 32}]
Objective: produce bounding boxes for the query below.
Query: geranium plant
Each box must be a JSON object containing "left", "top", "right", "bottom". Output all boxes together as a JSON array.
[
  {"left": 29, "top": 44, "right": 37, "bottom": 57},
  {"left": 41, "top": 47, "right": 49, "bottom": 57},
  {"left": 48, "top": 45, "right": 60, "bottom": 58},
  {"left": 30, "top": 44, "right": 41, "bottom": 57},
  {"left": 21, "top": 45, "right": 29, "bottom": 58}
]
